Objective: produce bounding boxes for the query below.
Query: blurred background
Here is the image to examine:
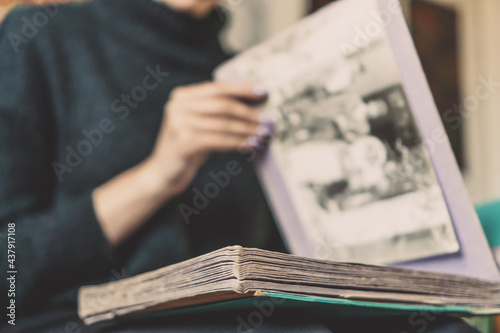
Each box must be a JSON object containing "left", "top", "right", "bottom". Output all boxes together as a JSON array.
[{"left": 1, "top": 0, "right": 500, "bottom": 204}]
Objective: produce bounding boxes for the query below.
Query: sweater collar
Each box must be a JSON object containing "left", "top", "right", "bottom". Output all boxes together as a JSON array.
[{"left": 94, "top": 0, "right": 226, "bottom": 41}]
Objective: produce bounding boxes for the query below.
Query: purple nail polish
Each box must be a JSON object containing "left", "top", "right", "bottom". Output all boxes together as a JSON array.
[
  {"left": 257, "top": 124, "right": 274, "bottom": 137},
  {"left": 256, "top": 140, "right": 270, "bottom": 151},
  {"left": 253, "top": 85, "right": 268, "bottom": 97},
  {"left": 247, "top": 136, "right": 260, "bottom": 148}
]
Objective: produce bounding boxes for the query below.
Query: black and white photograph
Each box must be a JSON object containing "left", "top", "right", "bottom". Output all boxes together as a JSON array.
[{"left": 216, "top": 0, "right": 459, "bottom": 265}]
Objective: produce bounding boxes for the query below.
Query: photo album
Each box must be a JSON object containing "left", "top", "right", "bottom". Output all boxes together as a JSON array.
[{"left": 78, "top": 0, "right": 500, "bottom": 324}]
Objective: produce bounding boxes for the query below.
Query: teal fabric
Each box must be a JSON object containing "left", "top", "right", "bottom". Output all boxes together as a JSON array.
[{"left": 476, "top": 200, "right": 500, "bottom": 248}]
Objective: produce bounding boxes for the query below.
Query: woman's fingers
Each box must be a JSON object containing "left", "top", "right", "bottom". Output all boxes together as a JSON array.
[
  {"left": 184, "top": 98, "right": 262, "bottom": 123},
  {"left": 192, "top": 131, "right": 254, "bottom": 152},
  {"left": 173, "top": 82, "right": 268, "bottom": 103},
  {"left": 164, "top": 81, "right": 273, "bottom": 157},
  {"left": 186, "top": 114, "right": 262, "bottom": 137}
]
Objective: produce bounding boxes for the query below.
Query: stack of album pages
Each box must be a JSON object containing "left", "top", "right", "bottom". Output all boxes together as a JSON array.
[{"left": 79, "top": 246, "right": 500, "bottom": 325}]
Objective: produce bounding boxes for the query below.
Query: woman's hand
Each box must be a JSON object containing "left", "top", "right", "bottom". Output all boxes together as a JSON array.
[
  {"left": 145, "top": 81, "right": 269, "bottom": 197},
  {"left": 93, "top": 82, "right": 269, "bottom": 247}
]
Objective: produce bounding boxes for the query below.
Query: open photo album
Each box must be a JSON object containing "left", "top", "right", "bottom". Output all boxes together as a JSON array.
[{"left": 79, "top": 0, "right": 500, "bottom": 325}]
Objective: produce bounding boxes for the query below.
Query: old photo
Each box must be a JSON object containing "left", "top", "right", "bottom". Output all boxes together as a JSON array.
[{"left": 215, "top": 0, "right": 459, "bottom": 265}]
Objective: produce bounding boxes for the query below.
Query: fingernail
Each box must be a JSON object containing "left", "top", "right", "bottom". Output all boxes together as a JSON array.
[
  {"left": 247, "top": 136, "right": 260, "bottom": 148},
  {"left": 253, "top": 85, "right": 268, "bottom": 97},
  {"left": 256, "top": 140, "right": 271, "bottom": 151},
  {"left": 258, "top": 135, "right": 272, "bottom": 146},
  {"left": 259, "top": 113, "right": 275, "bottom": 125},
  {"left": 257, "top": 124, "right": 273, "bottom": 137}
]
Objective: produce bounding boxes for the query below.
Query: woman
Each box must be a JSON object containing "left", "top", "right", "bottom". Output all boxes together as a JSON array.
[{"left": 0, "top": 0, "right": 479, "bottom": 331}]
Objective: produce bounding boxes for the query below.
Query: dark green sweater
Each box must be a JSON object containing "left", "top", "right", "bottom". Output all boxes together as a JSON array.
[{"left": 0, "top": 0, "right": 283, "bottom": 326}]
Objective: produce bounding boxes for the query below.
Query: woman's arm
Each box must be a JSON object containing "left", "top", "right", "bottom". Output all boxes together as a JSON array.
[{"left": 93, "top": 82, "right": 268, "bottom": 247}]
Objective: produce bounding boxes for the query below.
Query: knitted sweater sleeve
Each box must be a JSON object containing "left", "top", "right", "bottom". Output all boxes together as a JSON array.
[{"left": 0, "top": 9, "right": 115, "bottom": 310}]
